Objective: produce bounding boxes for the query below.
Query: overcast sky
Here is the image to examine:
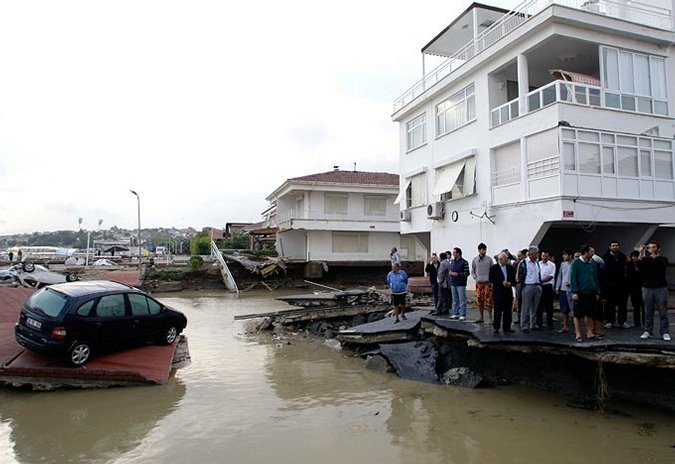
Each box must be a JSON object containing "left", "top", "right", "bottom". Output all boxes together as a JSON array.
[{"left": 0, "top": 0, "right": 521, "bottom": 234}]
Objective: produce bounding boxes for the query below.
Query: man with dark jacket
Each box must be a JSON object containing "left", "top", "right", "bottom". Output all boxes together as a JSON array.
[
  {"left": 639, "top": 241, "right": 670, "bottom": 341},
  {"left": 602, "top": 240, "right": 629, "bottom": 328},
  {"left": 449, "top": 247, "right": 470, "bottom": 321},
  {"left": 425, "top": 253, "right": 440, "bottom": 311},
  {"left": 489, "top": 251, "right": 517, "bottom": 334}
]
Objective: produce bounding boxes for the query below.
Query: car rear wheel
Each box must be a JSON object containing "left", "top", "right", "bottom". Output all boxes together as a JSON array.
[
  {"left": 22, "top": 261, "right": 35, "bottom": 273},
  {"left": 161, "top": 326, "right": 178, "bottom": 345},
  {"left": 67, "top": 342, "right": 92, "bottom": 367},
  {"left": 65, "top": 273, "right": 78, "bottom": 282}
]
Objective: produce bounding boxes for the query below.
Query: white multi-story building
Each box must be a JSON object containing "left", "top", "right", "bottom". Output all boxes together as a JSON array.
[
  {"left": 266, "top": 169, "right": 425, "bottom": 268},
  {"left": 393, "top": 0, "right": 675, "bottom": 263}
]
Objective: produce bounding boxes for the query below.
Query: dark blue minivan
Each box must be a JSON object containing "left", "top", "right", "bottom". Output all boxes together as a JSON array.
[{"left": 15, "top": 280, "right": 187, "bottom": 367}]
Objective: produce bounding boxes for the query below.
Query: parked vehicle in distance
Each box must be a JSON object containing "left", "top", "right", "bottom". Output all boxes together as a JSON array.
[
  {"left": 7, "top": 261, "right": 78, "bottom": 288},
  {"left": 15, "top": 280, "right": 188, "bottom": 367}
]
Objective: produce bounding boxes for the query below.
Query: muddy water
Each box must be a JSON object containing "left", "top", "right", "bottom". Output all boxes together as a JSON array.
[{"left": 1, "top": 290, "right": 675, "bottom": 464}]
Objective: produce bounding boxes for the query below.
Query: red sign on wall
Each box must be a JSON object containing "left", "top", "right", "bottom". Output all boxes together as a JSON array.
[{"left": 562, "top": 210, "right": 575, "bottom": 218}]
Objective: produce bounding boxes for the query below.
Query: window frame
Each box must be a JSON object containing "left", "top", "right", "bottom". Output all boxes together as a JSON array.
[
  {"left": 406, "top": 112, "right": 427, "bottom": 152},
  {"left": 436, "top": 83, "right": 476, "bottom": 138}
]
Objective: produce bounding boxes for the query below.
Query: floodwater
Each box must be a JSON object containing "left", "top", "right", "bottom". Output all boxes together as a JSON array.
[{"left": 1, "top": 290, "right": 675, "bottom": 464}]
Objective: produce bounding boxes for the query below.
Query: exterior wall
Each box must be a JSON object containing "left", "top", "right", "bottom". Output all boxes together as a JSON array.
[
  {"left": 277, "top": 229, "right": 306, "bottom": 260},
  {"left": 306, "top": 230, "right": 401, "bottom": 262}
]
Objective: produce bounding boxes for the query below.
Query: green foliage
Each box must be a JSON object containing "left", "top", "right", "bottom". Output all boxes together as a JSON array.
[
  {"left": 221, "top": 232, "right": 249, "bottom": 250},
  {"left": 189, "top": 255, "right": 204, "bottom": 270},
  {"left": 190, "top": 236, "right": 211, "bottom": 255}
]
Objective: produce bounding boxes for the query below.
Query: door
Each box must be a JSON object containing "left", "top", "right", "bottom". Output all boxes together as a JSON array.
[{"left": 92, "top": 293, "right": 134, "bottom": 348}]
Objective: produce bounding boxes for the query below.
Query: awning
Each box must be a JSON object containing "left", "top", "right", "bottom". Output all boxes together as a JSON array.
[
  {"left": 394, "top": 179, "right": 411, "bottom": 205},
  {"left": 463, "top": 156, "right": 476, "bottom": 195},
  {"left": 432, "top": 161, "right": 465, "bottom": 197}
]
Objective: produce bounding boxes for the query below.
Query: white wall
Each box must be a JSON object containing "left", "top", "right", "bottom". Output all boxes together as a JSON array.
[{"left": 306, "top": 230, "right": 401, "bottom": 262}]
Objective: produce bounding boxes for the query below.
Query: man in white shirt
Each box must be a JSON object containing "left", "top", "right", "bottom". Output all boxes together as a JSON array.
[
  {"left": 516, "top": 246, "right": 542, "bottom": 332},
  {"left": 537, "top": 251, "right": 556, "bottom": 330}
]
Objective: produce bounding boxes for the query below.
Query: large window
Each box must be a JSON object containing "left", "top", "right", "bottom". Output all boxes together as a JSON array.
[
  {"left": 601, "top": 46, "right": 668, "bottom": 115},
  {"left": 436, "top": 84, "right": 476, "bottom": 136},
  {"left": 406, "top": 113, "right": 426, "bottom": 151},
  {"left": 491, "top": 141, "right": 521, "bottom": 186},
  {"left": 433, "top": 157, "right": 476, "bottom": 201},
  {"left": 331, "top": 232, "right": 369, "bottom": 253},
  {"left": 561, "top": 128, "right": 673, "bottom": 180},
  {"left": 324, "top": 193, "right": 348, "bottom": 215},
  {"left": 364, "top": 195, "right": 387, "bottom": 216}
]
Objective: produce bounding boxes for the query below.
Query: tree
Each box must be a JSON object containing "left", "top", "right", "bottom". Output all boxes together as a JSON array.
[{"left": 190, "top": 235, "right": 211, "bottom": 255}]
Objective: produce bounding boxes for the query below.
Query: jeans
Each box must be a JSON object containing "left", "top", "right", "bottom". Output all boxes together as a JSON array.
[
  {"left": 451, "top": 286, "right": 467, "bottom": 317},
  {"left": 643, "top": 287, "right": 669, "bottom": 335}
]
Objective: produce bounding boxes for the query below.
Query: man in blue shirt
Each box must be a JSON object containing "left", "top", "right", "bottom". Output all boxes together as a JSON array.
[{"left": 387, "top": 262, "right": 409, "bottom": 324}]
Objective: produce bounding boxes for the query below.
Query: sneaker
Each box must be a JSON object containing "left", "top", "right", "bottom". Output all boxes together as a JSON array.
[
  {"left": 450, "top": 315, "right": 459, "bottom": 320},
  {"left": 640, "top": 331, "right": 651, "bottom": 339},
  {"left": 604, "top": 322, "right": 612, "bottom": 329},
  {"left": 664, "top": 334, "right": 671, "bottom": 342},
  {"left": 613, "top": 322, "right": 620, "bottom": 328},
  {"left": 622, "top": 322, "right": 632, "bottom": 329},
  {"left": 459, "top": 316, "right": 466, "bottom": 321}
]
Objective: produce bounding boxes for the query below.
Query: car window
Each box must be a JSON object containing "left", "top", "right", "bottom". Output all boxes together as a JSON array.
[
  {"left": 76, "top": 299, "right": 97, "bottom": 317},
  {"left": 129, "top": 293, "right": 149, "bottom": 316},
  {"left": 96, "top": 294, "right": 126, "bottom": 318},
  {"left": 147, "top": 298, "right": 162, "bottom": 315},
  {"left": 26, "top": 289, "right": 67, "bottom": 317}
]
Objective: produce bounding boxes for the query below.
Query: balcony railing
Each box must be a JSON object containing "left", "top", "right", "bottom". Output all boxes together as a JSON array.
[
  {"left": 276, "top": 209, "right": 399, "bottom": 226},
  {"left": 393, "top": 0, "right": 672, "bottom": 113},
  {"left": 490, "top": 80, "right": 670, "bottom": 128}
]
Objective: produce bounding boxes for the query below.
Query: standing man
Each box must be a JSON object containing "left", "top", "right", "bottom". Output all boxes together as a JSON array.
[
  {"left": 425, "top": 253, "right": 441, "bottom": 311},
  {"left": 517, "top": 246, "right": 542, "bottom": 332},
  {"left": 8, "top": 250, "right": 13, "bottom": 263},
  {"left": 386, "top": 262, "right": 409, "bottom": 324},
  {"left": 537, "top": 250, "right": 556, "bottom": 330},
  {"left": 626, "top": 250, "right": 644, "bottom": 328},
  {"left": 639, "top": 241, "right": 670, "bottom": 341},
  {"left": 555, "top": 249, "right": 574, "bottom": 334},
  {"left": 390, "top": 247, "right": 401, "bottom": 266},
  {"left": 433, "top": 252, "right": 451, "bottom": 315},
  {"left": 602, "top": 240, "right": 629, "bottom": 328},
  {"left": 449, "top": 247, "right": 470, "bottom": 321},
  {"left": 471, "top": 243, "right": 494, "bottom": 324},
  {"left": 570, "top": 244, "right": 601, "bottom": 342},
  {"left": 489, "top": 251, "right": 517, "bottom": 334}
]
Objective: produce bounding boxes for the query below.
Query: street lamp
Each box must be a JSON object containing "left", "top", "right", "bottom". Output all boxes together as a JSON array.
[
  {"left": 79, "top": 218, "right": 103, "bottom": 265},
  {"left": 129, "top": 190, "right": 143, "bottom": 280},
  {"left": 130, "top": 190, "right": 142, "bottom": 278}
]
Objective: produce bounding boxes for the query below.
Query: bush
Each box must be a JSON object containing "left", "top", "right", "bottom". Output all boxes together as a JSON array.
[
  {"left": 189, "top": 255, "right": 204, "bottom": 270},
  {"left": 190, "top": 235, "right": 211, "bottom": 255}
]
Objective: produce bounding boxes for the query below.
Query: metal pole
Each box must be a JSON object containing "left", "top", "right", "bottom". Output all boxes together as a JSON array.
[
  {"left": 85, "top": 230, "right": 91, "bottom": 266},
  {"left": 130, "top": 190, "right": 142, "bottom": 279}
]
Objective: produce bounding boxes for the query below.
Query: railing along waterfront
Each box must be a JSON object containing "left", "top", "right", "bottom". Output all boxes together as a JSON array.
[
  {"left": 393, "top": 0, "right": 672, "bottom": 113},
  {"left": 276, "top": 209, "right": 399, "bottom": 226},
  {"left": 490, "top": 80, "right": 670, "bottom": 128}
]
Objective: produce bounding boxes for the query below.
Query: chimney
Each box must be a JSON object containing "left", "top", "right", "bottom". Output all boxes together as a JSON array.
[
  {"left": 353, "top": 162, "right": 357, "bottom": 172},
  {"left": 333, "top": 165, "right": 339, "bottom": 171}
]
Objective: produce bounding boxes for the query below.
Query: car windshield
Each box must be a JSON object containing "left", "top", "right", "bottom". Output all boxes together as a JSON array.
[{"left": 25, "top": 289, "right": 68, "bottom": 317}]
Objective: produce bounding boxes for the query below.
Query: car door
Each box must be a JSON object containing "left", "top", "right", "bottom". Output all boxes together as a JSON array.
[
  {"left": 127, "top": 293, "right": 157, "bottom": 343},
  {"left": 92, "top": 293, "right": 134, "bottom": 348}
]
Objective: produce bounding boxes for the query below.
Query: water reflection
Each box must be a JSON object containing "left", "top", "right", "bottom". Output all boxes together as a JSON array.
[{"left": 0, "top": 377, "right": 185, "bottom": 464}]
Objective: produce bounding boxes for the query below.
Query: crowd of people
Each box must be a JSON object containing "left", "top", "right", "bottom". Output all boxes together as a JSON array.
[{"left": 388, "top": 240, "right": 671, "bottom": 342}]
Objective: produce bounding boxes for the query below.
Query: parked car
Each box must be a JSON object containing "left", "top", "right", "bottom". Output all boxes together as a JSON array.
[
  {"left": 14, "top": 280, "right": 188, "bottom": 367},
  {"left": 9, "top": 261, "right": 78, "bottom": 288}
]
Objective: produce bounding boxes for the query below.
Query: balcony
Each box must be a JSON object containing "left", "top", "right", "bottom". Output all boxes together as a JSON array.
[
  {"left": 491, "top": 126, "right": 675, "bottom": 206},
  {"left": 276, "top": 209, "right": 400, "bottom": 232},
  {"left": 393, "top": 0, "right": 672, "bottom": 113},
  {"left": 491, "top": 79, "right": 670, "bottom": 127}
]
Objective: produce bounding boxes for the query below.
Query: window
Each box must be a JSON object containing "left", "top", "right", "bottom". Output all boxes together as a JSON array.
[
  {"left": 436, "top": 84, "right": 475, "bottom": 136},
  {"left": 76, "top": 300, "right": 96, "bottom": 317},
  {"left": 601, "top": 46, "right": 668, "bottom": 115},
  {"left": 331, "top": 232, "right": 369, "bottom": 253},
  {"left": 492, "top": 141, "right": 521, "bottom": 185},
  {"left": 364, "top": 195, "right": 387, "bottom": 216},
  {"left": 410, "top": 173, "right": 427, "bottom": 207},
  {"left": 406, "top": 113, "right": 426, "bottom": 151},
  {"left": 324, "top": 193, "right": 348, "bottom": 215},
  {"left": 434, "top": 157, "right": 476, "bottom": 201},
  {"left": 148, "top": 298, "right": 162, "bottom": 315},
  {"left": 26, "top": 290, "right": 67, "bottom": 318},
  {"left": 129, "top": 294, "right": 150, "bottom": 316},
  {"left": 96, "top": 294, "right": 126, "bottom": 318}
]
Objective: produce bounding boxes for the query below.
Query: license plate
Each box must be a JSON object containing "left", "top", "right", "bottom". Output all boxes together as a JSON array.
[{"left": 26, "top": 317, "right": 42, "bottom": 329}]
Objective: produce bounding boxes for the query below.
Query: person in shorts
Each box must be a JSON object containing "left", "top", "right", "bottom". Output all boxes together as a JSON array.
[
  {"left": 555, "top": 249, "right": 574, "bottom": 333},
  {"left": 387, "top": 262, "right": 409, "bottom": 324},
  {"left": 569, "top": 244, "right": 600, "bottom": 342}
]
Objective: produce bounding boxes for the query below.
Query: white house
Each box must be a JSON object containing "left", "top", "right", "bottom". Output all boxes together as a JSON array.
[
  {"left": 265, "top": 169, "right": 425, "bottom": 268},
  {"left": 392, "top": 0, "right": 675, "bottom": 263}
]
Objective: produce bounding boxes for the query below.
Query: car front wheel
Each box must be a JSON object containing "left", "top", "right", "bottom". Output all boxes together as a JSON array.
[
  {"left": 161, "top": 326, "right": 178, "bottom": 345},
  {"left": 67, "top": 342, "right": 92, "bottom": 367},
  {"left": 22, "top": 261, "right": 35, "bottom": 273},
  {"left": 65, "top": 273, "right": 78, "bottom": 282}
]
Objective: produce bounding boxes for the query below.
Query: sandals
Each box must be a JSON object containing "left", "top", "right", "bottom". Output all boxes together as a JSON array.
[
  {"left": 557, "top": 328, "right": 569, "bottom": 334},
  {"left": 575, "top": 336, "right": 583, "bottom": 342}
]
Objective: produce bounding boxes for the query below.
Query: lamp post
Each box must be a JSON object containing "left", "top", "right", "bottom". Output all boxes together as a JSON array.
[
  {"left": 130, "top": 190, "right": 142, "bottom": 278},
  {"left": 79, "top": 218, "right": 103, "bottom": 266}
]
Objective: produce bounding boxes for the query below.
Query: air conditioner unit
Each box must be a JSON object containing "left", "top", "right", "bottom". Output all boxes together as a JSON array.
[
  {"left": 400, "top": 210, "right": 411, "bottom": 222},
  {"left": 427, "top": 202, "right": 444, "bottom": 220}
]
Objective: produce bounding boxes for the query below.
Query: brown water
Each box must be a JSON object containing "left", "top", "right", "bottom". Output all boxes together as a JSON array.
[{"left": 1, "top": 290, "right": 674, "bottom": 464}]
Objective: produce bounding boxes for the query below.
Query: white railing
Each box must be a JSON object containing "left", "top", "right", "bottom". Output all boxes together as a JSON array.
[
  {"left": 393, "top": 0, "right": 672, "bottom": 113},
  {"left": 491, "top": 79, "right": 670, "bottom": 128},
  {"left": 211, "top": 240, "right": 239, "bottom": 293},
  {"left": 276, "top": 209, "right": 400, "bottom": 225},
  {"left": 491, "top": 166, "right": 521, "bottom": 186},
  {"left": 527, "top": 155, "right": 560, "bottom": 179}
]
